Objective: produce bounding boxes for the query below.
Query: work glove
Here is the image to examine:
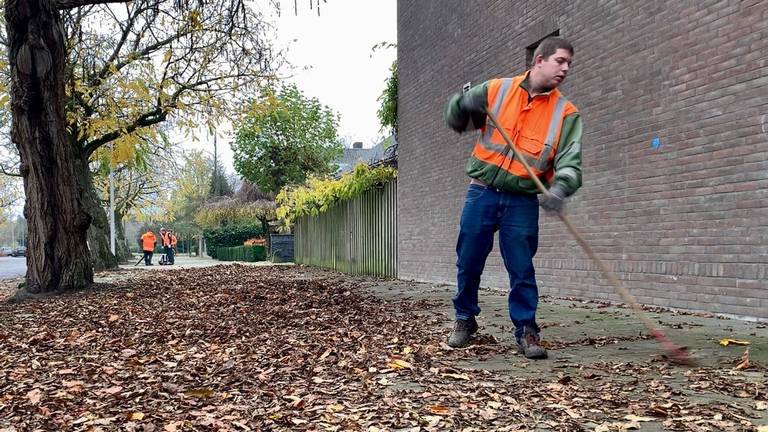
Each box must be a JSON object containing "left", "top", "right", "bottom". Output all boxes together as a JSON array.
[
  {"left": 539, "top": 183, "right": 568, "bottom": 213},
  {"left": 459, "top": 90, "right": 487, "bottom": 114}
]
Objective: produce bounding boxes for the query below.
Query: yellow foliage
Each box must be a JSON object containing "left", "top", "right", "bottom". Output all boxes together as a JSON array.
[
  {"left": 275, "top": 164, "right": 396, "bottom": 231},
  {"left": 194, "top": 199, "right": 276, "bottom": 228}
]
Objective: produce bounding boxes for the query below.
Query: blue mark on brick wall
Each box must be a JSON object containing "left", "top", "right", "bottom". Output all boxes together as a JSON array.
[{"left": 651, "top": 137, "right": 661, "bottom": 150}]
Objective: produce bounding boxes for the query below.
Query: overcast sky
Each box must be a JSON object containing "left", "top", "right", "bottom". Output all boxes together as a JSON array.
[{"left": 186, "top": 0, "right": 397, "bottom": 171}]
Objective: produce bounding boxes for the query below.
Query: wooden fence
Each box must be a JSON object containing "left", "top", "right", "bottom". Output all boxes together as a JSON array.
[{"left": 294, "top": 180, "right": 397, "bottom": 277}]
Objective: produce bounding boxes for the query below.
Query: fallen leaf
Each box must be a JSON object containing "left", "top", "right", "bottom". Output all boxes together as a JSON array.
[
  {"left": 26, "top": 388, "right": 42, "bottom": 405},
  {"left": 428, "top": 405, "right": 451, "bottom": 415},
  {"left": 719, "top": 338, "right": 750, "bottom": 346},
  {"left": 283, "top": 395, "right": 305, "bottom": 408},
  {"left": 756, "top": 401, "right": 768, "bottom": 411},
  {"left": 318, "top": 348, "right": 332, "bottom": 360},
  {"left": 232, "top": 420, "right": 251, "bottom": 431},
  {"left": 184, "top": 388, "right": 214, "bottom": 398},
  {"left": 108, "top": 314, "right": 120, "bottom": 322},
  {"left": 625, "top": 414, "right": 656, "bottom": 422},
  {"left": 387, "top": 358, "right": 413, "bottom": 369},
  {"left": 734, "top": 348, "right": 750, "bottom": 370},
  {"left": 164, "top": 422, "right": 180, "bottom": 432},
  {"left": 326, "top": 404, "right": 344, "bottom": 412},
  {"left": 441, "top": 373, "right": 470, "bottom": 380},
  {"left": 100, "top": 386, "right": 123, "bottom": 395},
  {"left": 129, "top": 412, "right": 145, "bottom": 420}
]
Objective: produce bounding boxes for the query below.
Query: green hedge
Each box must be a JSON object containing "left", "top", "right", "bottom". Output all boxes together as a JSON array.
[
  {"left": 203, "top": 223, "right": 264, "bottom": 259},
  {"left": 216, "top": 245, "right": 267, "bottom": 262}
]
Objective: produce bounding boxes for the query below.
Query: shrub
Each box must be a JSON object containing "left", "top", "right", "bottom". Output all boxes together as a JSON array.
[
  {"left": 275, "top": 163, "right": 396, "bottom": 230},
  {"left": 203, "top": 223, "right": 264, "bottom": 259},
  {"left": 215, "top": 245, "right": 267, "bottom": 262}
]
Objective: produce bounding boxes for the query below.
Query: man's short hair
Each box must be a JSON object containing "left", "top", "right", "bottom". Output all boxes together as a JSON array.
[{"left": 533, "top": 37, "right": 574, "bottom": 61}]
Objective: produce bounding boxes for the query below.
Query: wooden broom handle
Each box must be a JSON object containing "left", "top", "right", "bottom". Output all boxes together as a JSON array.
[{"left": 485, "top": 110, "right": 658, "bottom": 329}]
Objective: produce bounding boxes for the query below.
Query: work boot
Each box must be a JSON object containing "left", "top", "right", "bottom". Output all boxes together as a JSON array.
[
  {"left": 447, "top": 317, "right": 479, "bottom": 348},
  {"left": 517, "top": 326, "right": 548, "bottom": 359}
]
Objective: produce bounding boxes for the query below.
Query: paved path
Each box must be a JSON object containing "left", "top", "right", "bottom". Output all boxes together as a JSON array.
[
  {"left": 116, "top": 254, "right": 285, "bottom": 271},
  {"left": 0, "top": 256, "right": 26, "bottom": 279}
]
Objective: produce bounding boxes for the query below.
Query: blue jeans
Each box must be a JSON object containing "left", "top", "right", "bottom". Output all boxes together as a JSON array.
[{"left": 454, "top": 184, "right": 541, "bottom": 339}]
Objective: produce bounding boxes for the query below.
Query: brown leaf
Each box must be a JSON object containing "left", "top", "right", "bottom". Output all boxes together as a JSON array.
[
  {"left": 734, "top": 348, "right": 750, "bottom": 370},
  {"left": 282, "top": 395, "right": 305, "bottom": 408},
  {"left": 387, "top": 358, "right": 413, "bottom": 369},
  {"left": 26, "top": 388, "right": 42, "bottom": 405},
  {"left": 441, "top": 372, "right": 470, "bottom": 380},
  {"left": 318, "top": 348, "right": 332, "bottom": 360},
  {"left": 184, "top": 388, "right": 215, "bottom": 398},
  {"left": 100, "top": 386, "right": 123, "bottom": 395},
  {"left": 428, "top": 405, "right": 451, "bottom": 415}
]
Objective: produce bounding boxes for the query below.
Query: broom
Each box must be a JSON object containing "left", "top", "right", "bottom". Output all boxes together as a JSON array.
[{"left": 486, "top": 110, "right": 695, "bottom": 365}]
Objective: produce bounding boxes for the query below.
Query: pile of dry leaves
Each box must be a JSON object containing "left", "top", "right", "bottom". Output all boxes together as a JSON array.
[{"left": 0, "top": 265, "right": 766, "bottom": 431}]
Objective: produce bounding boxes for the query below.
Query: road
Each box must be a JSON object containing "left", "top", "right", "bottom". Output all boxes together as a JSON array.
[{"left": 0, "top": 256, "right": 26, "bottom": 279}]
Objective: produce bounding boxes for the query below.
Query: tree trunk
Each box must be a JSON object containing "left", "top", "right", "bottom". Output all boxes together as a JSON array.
[
  {"left": 72, "top": 153, "right": 118, "bottom": 271},
  {"left": 114, "top": 210, "right": 131, "bottom": 263},
  {"left": 6, "top": 0, "right": 93, "bottom": 293}
]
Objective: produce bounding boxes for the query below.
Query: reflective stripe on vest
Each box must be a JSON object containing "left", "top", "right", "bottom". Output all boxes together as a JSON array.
[{"left": 475, "top": 76, "right": 572, "bottom": 175}]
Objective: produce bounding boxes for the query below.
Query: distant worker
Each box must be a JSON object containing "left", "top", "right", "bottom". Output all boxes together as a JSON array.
[
  {"left": 168, "top": 230, "right": 177, "bottom": 265},
  {"left": 139, "top": 229, "right": 157, "bottom": 266},
  {"left": 159, "top": 228, "right": 172, "bottom": 265}
]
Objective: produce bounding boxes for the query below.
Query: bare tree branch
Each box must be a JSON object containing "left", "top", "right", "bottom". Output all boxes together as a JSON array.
[
  {"left": 55, "top": 0, "right": 129, "bottom": 10},
  {"left": 0, "top": 165, "right": 21, "bottom": 177}
]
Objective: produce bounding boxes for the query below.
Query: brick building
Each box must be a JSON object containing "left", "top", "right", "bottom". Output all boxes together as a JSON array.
[{"left": 396, "top": 1, "right": 768, "bottom": 318}]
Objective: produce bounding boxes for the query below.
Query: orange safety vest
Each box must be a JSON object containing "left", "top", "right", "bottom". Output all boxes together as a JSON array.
[
  {"left": 160, "top": 232, "right": 171, "bottom": 247},
  {"left": 140, "top": 231, "right": 156, "bottom": 252},
  {"left": 170, "top": 234, "right": 177, "bottom": 247},
  {"left": 472, "top": 74, "right": 578, "bottom": 181}
]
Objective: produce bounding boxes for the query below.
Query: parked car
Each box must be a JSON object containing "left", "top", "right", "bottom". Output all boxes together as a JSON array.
[
  {"left": 11, "top": 246, "right": 26, "bottom": 257},
  {"left": 0, "top": 246, "right": 13, "bottom": 257}
]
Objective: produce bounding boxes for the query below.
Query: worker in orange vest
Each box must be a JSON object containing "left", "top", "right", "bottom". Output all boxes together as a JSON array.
[
  {"left": 139, "top": 229, "right": 157, "bottom": 266},
  {"left": 444, "top": 37, "right": 583, "bottom": 359},
  {"left": 169, "top": 230, "right": 177, "bottom": 264}
]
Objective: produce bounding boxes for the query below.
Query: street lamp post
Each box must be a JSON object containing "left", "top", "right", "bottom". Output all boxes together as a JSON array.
[{"left": 109, "top": 151, "right": 116, "bottom": 255}]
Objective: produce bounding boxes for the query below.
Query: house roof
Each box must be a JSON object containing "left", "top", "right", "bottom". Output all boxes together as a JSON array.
[{"left": 335, "top": 142, "right": 386, "bottom": 175}]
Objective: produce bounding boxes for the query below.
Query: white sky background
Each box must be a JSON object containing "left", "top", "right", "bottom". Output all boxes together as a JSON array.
[{"left": 185, "top": 0, "right": 397, "bottom": 172}]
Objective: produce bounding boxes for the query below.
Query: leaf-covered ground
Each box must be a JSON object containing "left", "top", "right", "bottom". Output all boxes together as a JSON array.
[{"left": 0, "top": 265, "right": 766, "bottom": 431}]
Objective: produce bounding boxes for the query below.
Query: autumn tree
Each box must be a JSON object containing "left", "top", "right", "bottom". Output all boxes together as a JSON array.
[
  {"left": 209, "top": 162, "right": 234, "bottom": 197},
  {"left": 376, "top": 59, "right": 397, "bottom": 138},
  {"left": 92, "top": 139, "right": 176, "bottom": 262},
  {"left": 232, "top": 83, "right": 342, "bottom": 195},
  {"left": 0, "top": 173, "right": 20, "bottom": 210},
  {"left": 4, "top": 0, "right": 281, "bottom": 293}
]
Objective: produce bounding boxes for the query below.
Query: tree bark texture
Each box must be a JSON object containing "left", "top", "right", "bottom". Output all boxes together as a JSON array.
[
  {"left": 114, "top": 210, "right": 131, "bottom": 263},
  {"left": 72, "top": 152, "right": 117, "bottom": 271},
  {"left": 6, "top": 0, "right": 93, "bottom": 292}
]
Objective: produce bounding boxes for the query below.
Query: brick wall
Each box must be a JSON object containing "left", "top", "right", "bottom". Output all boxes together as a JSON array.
[{"left": 397, "top": 0, "right": 768, "bottom": 319}]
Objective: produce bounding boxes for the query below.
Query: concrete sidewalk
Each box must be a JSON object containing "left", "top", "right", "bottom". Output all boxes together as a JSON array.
[
  {"left": 93, "top": 255, "right": 291, "bottom": 285},
  {"left": 360, "top": 276, "right": 768, "bottom": 369},
  {"left": 117, "top": 254, "right": 220, "bottom": 270},
  {"left": 115, "top": 255, "right": 290, "bottom": 271},
  {"left": 343, "top": 272, "right": 768, "bottom": 430}
]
